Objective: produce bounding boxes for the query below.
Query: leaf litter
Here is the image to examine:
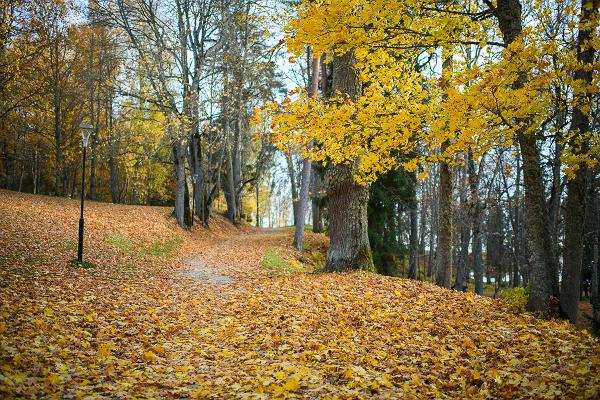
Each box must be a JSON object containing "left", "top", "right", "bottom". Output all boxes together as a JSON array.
[{"left": 0, "top": 190, "right": 598, "bottom": 399}]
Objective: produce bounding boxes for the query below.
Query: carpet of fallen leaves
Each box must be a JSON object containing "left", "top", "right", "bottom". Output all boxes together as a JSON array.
[{"left": 1, "top": 189, "right": 599, "bottom": 399}]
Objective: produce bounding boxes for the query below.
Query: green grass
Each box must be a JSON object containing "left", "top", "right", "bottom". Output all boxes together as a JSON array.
[
  {"left": 285, "top": 224, "right": 314, "bottom": 232},
  {"left": 0, "top": 252, "right": 47, "bottom": 276},
  {"left": 260, "top": 248, "right": 308, "bottom": 276},
  {"left": 65, "top": 240, "right": 77, "bottom": 252},
  {"left": 70, "top": 258, "right": 97, "bottom": 269},
  {"left": 142, "top": 237, "right": 181, "bottom": 257},
  {"left": 108, "top": 234, "right": 181, "bottom": 257}
]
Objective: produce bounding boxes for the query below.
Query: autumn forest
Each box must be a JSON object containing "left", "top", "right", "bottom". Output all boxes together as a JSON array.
[{"left": 1, "top": 0, "right": 599, "bottom": 398}]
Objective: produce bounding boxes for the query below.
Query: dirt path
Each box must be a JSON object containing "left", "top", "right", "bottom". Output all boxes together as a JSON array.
[{"left": 180, "top": 229, "right": 290, "bottom": 284}]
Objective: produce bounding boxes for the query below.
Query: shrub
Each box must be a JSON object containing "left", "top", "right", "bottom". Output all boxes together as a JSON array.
[{"left": 499, "top": 287, "right": 529, "bottom": 312}]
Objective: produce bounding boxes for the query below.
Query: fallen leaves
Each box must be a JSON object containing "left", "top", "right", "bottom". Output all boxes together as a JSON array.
[{"left": 0, "top": 190, "right": 599, "bottom": 399}]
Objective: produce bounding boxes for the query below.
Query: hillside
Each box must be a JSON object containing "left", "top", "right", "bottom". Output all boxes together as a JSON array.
[{"left": 0, "top": 190, "right": 598, "bottom": 399}]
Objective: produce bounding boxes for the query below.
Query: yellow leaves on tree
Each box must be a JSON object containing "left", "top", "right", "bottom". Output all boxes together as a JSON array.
[{"left": 255, "top": 0, "right": 599, "bottom": 185}]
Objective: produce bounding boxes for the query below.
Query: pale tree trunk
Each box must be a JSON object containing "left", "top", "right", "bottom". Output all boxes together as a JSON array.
[
  {"left": 561, "top": 0, "right": 598, "bottom": 323},
  {"left": 495, "top": 0, "right": 553, "bottom": 312},
  {"left": 436, "top": 52, "right": 453, "bottom": 289},
  {"left": 310, "top": 56, "right": 328, "bottom": 233},
  {"left": 287, "top": 153, "right": 299, "bottom": 226},
  {"left": 294, "top": 52, "right": 320, "bottom": 251},
  {"left": 294, "top": 159, "right": 312, "bottom": 250},
  {"left": 324, "top": 51, "right": 374, "bottom": 272}
]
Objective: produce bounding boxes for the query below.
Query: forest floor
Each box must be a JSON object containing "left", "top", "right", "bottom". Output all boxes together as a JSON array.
[{"left": 0, "top": 189, "right": 599, "bottom": 399}]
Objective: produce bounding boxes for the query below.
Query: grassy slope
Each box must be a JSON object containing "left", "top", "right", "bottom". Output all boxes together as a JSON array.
[{"left": 0, "top": 190, "right": 598, "bottom": 399}]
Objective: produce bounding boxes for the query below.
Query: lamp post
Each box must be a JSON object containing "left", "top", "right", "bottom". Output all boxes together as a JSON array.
[{"left": 77, "top": 123, "right": 94, "bottom": 263}]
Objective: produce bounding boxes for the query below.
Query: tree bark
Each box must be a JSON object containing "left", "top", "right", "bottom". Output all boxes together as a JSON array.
[
  {"left": 173, "top": 138, "right": 187, "bottom": 228},
  {"left": 468, "top": 152, "right": 484, "bottom": 294},
  {"left": 436, "top": 53, "right": 453, "bottom": 289},
  {"left": 311, "top": 164, "right": 325, "bottom": 233},
  {"left": 560, "top": 0, "right": 598, "bottom": 323},
  {"left": 324, "top": 51, "right": 374, "bottom": 272},
  {"left": 455, "top": 160, "right": 470, "bottom": 291},
  {"left": 294, "top": 52, "right": 320, "bottom": 251},
  {"left": 408, "top": 205, "right": 419, "bottom": 280},
  {"left": 286, "top": 153, "right": 299, "bottom": 226},
  {"left": 494, "top": 0, "right": 553, "bottom": 312}
]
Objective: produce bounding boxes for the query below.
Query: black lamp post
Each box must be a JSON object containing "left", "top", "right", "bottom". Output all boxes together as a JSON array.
[{"left": 77, "top": 123, "right": 94, "bottom": 263}]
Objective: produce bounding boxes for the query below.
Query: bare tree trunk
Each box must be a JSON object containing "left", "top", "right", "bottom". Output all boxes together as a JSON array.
[
  {"left": 286, "top": 153, "right": 299, "bottom": 226},
  {"left": 224, "top": 143, "right": 238, "bottom": 224},
  {"left": 88, "top": 27, "right": 97, "bottom": 201},
  {"left": 173, "top": 138, "right": 187, "bottom": 228},
  {"left": 592, "top": 240, "right": 599, "bottom": 336},
  {"left": 495, "top": 0, "right": 553, "bottom": 312},
  {"left": 324, "top": 51, "right": 373, "bottom": 272},
  {"left": 107, "top": 97, "right": 118, "bottom": 203},
  {"left": 311, "top": 165, "right": 324, "bottom": 233},
  {"left": 53, "top": 79, "right": 62, "bottom": 196},
  {"left": 468, "top": 152, "right": 484, "bottom": 294},
  {"left": 588, "top": 176, "right": 599, "bottom": 336},
  {"left": 560, "top": 0, "right": 598, "bottom": 323},
  {"left": 456, "top": 160, "right": 470, "bottom": 291},
  {"left": 436, "top": 53, "right": 453, "bottom": 289},
  {"left": 294, "top": 52, "right": 320, "bottom": 251},
  {"left": 408, "top": 205, "right": 419, "bottom": 280}
]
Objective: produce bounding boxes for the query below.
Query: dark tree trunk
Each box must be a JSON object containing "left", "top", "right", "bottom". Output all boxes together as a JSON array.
[
  {"left": 494, "top": 0, "right": 554, "bottom": 312},
  {"left": 436, "top": 53, "right": 453, "bottom": 289},
  {"left": 54, "top": 102, "right": 61, "bottom": 196},
  {"left": 107, "top": 99, "right": 118, "bottom": 203},
  {"left": 224, "top": 144, "right": 238, "bottom": 224},
  {"left": 436, "top": 143, "right": 453, "bottom": 289},
  {"left": 560, "top": 0, "right": 598, "bottom": 323},
  {"left": 325, "top": 163, "right": 374, "bottom": 272},
  {"left": 408, "top": 206, "right": 419, "bottom": 280},
  {"left": 468, "top": 152, "right": 484, "bottom": 295},
  {"left": 89, "top": 131, "right": 97, "bottom": 200},
  {"left": 174, "top": 139, "right": 187, "bottom": 228},
  {"left": 311, "top": 162, "right": 325, "bottom": 233},
  {"left": 324, "top": 51, "right": 373, "bottom": 272},
  {"left": 588, "top": 176, "right": 599, "bottom": 336},
  {"left": 519, "top": 134, "right": 552, "bottom": 311},
  {"left": 456, "top": 162, "right": 470, "bottom": 291},
  {"left": 191, "top": 135, "right": 207, "bottom": 225}
]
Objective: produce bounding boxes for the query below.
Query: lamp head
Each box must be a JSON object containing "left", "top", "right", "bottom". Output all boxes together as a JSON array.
[{"left": 80, "top": 123, "right": 94, "bottom": 147}]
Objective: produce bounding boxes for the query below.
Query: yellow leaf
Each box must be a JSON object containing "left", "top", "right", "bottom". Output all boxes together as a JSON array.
[
  {"left": 283, "top": 377, "right": 300, "bottom": 391},
  {"left": 97, "top": 344, "right": 112, "bottom": 358},
  {"left": 275, "top": 371, "right": 286, "bottom": 380},
  {"left": 142, "top": 350, "right": 156, "bottom": 362}
]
